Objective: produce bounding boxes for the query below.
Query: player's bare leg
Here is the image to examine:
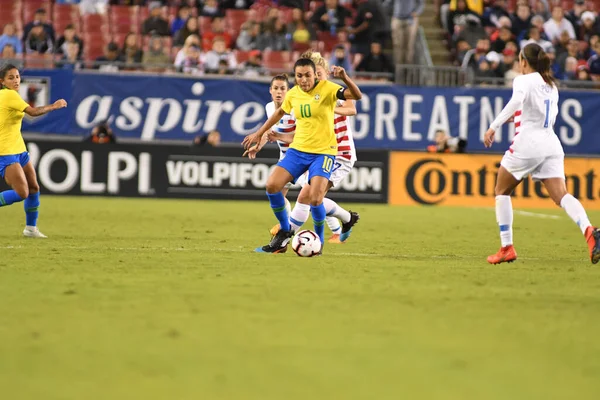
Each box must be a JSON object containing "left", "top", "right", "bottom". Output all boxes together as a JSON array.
[
  {"left": 488, "top": 167, "right": 519, "bottom": 264},
  {"left": 544, "top": 177, "right": 600, "bottom": 264}
]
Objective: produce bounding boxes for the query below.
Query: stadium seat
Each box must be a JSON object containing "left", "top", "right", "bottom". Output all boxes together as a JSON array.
[
  {"left": 199, "top": 16, "right": 212, "bottom": 32},
  {"left": 23, "top": 1, "right": 53, "bottom": 22},
  {"left": 24, "top": 53, "right": 53, "bottom": 69},
  {"left": 81, "top": 14, "right": 110, "bottom": 35},
  {"left": 110, "top": 5, "right": 140, "bottom": 33},
  {"left": 317, "top": 32, "right": 339, "bottom": 52},
  {"left": 262, "top": 50, "right": 291, "bottom": 70},
  {"left": 225, "top": 10, "right": 250, "bottom": 30},
  {"left": 235, "top": 50, "right": 252, "bottom": 64}
]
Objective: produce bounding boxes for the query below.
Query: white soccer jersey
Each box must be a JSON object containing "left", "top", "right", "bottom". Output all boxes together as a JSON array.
[
  {"left": 334, "top": 99, "right": 357, "bottom": 163},
  {"left": 490, "top": 72, "right": 563, "bottom": 158},
  {"left": 265, "top": 101, "right": 295, "bottom": 160}
]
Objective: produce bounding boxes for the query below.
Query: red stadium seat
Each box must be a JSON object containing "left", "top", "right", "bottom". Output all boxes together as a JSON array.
[
  {"left": 81, "top": 14, "right": 110, "bottom": 35},
  {"left": 199, "top": 16, "right": 212, "bottom": 32},
  {"left": 235, "top": 50, "right": 252, "bottom": 64},
  {"left": 23, "top": 1, "right": 53, "bottom": 22},
  {"left": 225, "top": 9, "right": 250, "bottom": 30},
  {"left": 317, "top": 32, "right": 339, "bottom": 52},
  {"left": 262, "top": 50, "right": 291, "bottom": 70},
  {"left": 24, "top": 54, "right": 53, "bottom": 69}
]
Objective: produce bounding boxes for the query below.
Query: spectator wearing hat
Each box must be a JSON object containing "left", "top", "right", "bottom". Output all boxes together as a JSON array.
[
  {"left": 491, "top": 25, "right": 513, "bottom": 53},
  {"left": 579, "top": 11, "right": 600, "bottom": 42},
  {"left": 23, "top": 8, "right": 56, "bottom": 43},
  {"left": 543, "top": 6, "right": 576, "bottom": 43},
  {"left": 485, "top": 51, "right": 503, "bottom": 78},
  {"left": 241, "top": 50, "right": 267, "bottom": 77},
  {"left": 142, "top": 1, "right": 170, "bottom": 36},
  {"left": 566, "top": 0, "right": 588, "bottom": 30},
  {"left": 575, "top": 61, "right": 592, "bottom": 82}
]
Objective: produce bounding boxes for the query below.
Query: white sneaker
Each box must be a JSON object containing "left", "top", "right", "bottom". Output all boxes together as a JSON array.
[{"left": 23, "top": 226, "right": 48, "bottom": 238}]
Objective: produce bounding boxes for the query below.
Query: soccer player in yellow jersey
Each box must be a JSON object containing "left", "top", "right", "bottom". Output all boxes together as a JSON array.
[
  {"left": 243, "top": 58, "right": 362, "bottom": 254},
  {"left": 0, "top": 64, "right": 67, "bottom": 238}
]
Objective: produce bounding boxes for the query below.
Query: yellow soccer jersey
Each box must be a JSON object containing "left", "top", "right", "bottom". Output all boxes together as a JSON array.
[
  {"left": 0, "top": 88, "right": 29, "bottom": 156},
  {"left": 281, "top": 79, "right": 342, "bottom": 156}
]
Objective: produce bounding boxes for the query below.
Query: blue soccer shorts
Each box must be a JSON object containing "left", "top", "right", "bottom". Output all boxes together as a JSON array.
[
  {"left": 277, "top": 148, "right": 335, "bottom": 184},
  {"left": 0, "top": 152, "right": 30, "bottom": 178}
]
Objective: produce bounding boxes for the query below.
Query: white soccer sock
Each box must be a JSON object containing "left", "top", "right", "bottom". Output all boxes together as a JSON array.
[
  {"left": 560, "top": 194, "right": 591, "bottom": 235},
  {"left": 326, "top": 216, "right": 341, "bottom": 234},
  {"left": 289, "top": 202, "right": 310, "bottom": 232},
  {"left": 323, "top": 197, "right": 351, "bottom": 223},
  {"left": 496, "top": 195, "right": 513, "bottom": 247}
]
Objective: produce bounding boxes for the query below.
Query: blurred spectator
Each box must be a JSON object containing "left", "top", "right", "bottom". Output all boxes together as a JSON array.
[
  {"left": 203, "top": 17, "right": 234, "bottom": 51},
  {"left": 120, "top": 33, "right": 143, "bottom": 65},
  {"left": 475, "top": 57, "right": 496, "bottom": 81},
  {"left": 25, "top": 23, "right": 54, "bottom": 54},
  {"left": 79, "top": 0, "right": 109, "bottom": 15},
  {"left": 349, "top": 0, "right": 388, "bottom": 55},
  {"left": 203, "top": 37, "right": 237, "bottom": 73},
  {"left": 221, "top": 0, "right": 254, "bottom": 9},
  {"left": 491, "top": 26, "right": 513, "bottom": 53},
  {"left": 563, "top": 56, "right": 578, "bottom": 80},
  {"left": 216, "top": 59, "right": 230, "bottom": 75},
  {"left": 55, "top": 25, "right": 84, "bottom": 58},
  {"left": 311, "top": 0, "right": 352, "bottom": 36},
  {"left": 566, "top": 0, "right": 588, "bottom": 30},
  {"left": 454, "top": 12, "right": 486, "bottom": 48},
  {"left": 181, "top": 45, "right": 203, "bottom": 75},
  {"left": 171, "top": 5, "right": 192, "bottom": 37},
  {"left": 142, "top": 2, "right": 170, "bottom": 36},
  {"left": 288, "top": 8, "right": 314, "bottom": 46},
  {"left": 532, "top": 0, "right": 551, "bottom": 22},
  {"left": 575, "top": 62, "right": 592, "bottom": 82},
  {"left": 579, "top": 12, "right": 600, "bottom": 43},
  {"left": 175, "top": 17, "right": 201, "bottom": 47},
  {"left": 389, "top": 0, "right": 423, "bottom": 65},
  {"left": 258, "top": 18, "right": 291, "bottom": 51},
  {"left": 520, "top": 26, "right": 553, "bottom": 53},
  {"left": 86, "top": 120, "right": 116, "bottom": 144},
  {"left": 483, "top": 0, "right": 510, "bottom": 28},
  {"left": 557, "top": 38, "right": 582, "bottom": 74},
  {"left": 485, "top": 50, "right": 503, "bottom": 77},
  {"left": 587, "top": 41, "right": 600, "bottom": 75},
  {"left": 427, "top": 130, "right": 467, "bottom": 153},
  {"left": 461, "top": 37, "right": 489, "bottom": 68},
  {"left": 1, "top": 44, "right": 18, "bottom": 60},
  {"left": 329, "top": 45, "right": 353, "bottom": 73},
  {"left": 447, "top": 0, "right": 480, "bottom": 37},
  {"left": 241, "top": 9, "right": 261, "bottom": 32},
  {"left": 356, "top": 42, "right": 394, "bottom": 76},
  {"left": 175, "top": 34, "right": 201, "bottom": 69},
  {"left": 56, "top": 41, "right": 84, "bottom": 70},
  {"left": 241, "top": 49, "right": 268, "bottom": 77},
  {"left": 543, "top": 6, "right": 575, "bottom": 43},
  {"left": 192, "top": 130, "right": 221, "bottom": 147},
  {"left": 511, "top": 4, "right": 531, "bottom": 40},
  {"left": 23, "top": 9, "right": 56, "bottom": 43},
  {"left": 236, "top": 22, "right": 261, "bottom": 51},
  {"left": 143, "top": 35, "right": 171, "bottom": 70},
  {"left": 0, "top": 24, "right": 23, "bottom": 55},
  {"left": 504, "top": 59, "right": 521, "bottom": 86},
  {"left": 200, "top": 0, "right": 224, "bottom": 17},
  {"left": 95, "top": 42, "right": 121, "bottom": 72}
]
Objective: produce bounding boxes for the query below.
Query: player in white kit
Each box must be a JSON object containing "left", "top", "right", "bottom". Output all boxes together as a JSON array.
[
  {"left": 484, "top": 43, "right": 600, "bottom": 264},
  {"left": 268, "top": 50, "right": 359, "bottom": 243}
]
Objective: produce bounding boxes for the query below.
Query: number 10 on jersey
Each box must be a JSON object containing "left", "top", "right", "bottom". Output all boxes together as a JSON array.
[{"left": 300, "top": 104, "right": 311, "bottom": 118}]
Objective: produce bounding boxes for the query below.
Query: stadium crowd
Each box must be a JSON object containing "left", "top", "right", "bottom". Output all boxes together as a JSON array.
[
  {"left": 0, "top": 0, "right": 401, "bottom": 80},
  {"left": 443, "top": 0, "right": 600, "bottom": 86}
]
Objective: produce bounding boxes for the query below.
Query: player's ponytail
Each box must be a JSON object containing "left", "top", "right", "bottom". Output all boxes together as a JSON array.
[{"left": 521, "top": 43, "right": 556, "bottom": 87}]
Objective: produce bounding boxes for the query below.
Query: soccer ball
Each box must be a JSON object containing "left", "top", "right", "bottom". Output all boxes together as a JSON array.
[{"left": 292, "top": 230, "right": 322, "bottom": 257}]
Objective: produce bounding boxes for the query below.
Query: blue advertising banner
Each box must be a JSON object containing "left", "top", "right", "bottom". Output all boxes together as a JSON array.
[
  {"left": 21, "top": 70, "right": 600, "bottom": 155},
  {"left": 21, "top": 69, "right": 72, "bottom": 134}
]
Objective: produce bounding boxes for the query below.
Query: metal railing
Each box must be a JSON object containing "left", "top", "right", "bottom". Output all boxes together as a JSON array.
[{"left": 395, "top": 64, "right": 471, "bottom": 86}]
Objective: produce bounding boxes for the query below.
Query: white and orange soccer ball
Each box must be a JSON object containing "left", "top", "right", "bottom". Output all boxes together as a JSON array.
[{"left": 291, "top": 230, "right": 322, "bottom": 257}]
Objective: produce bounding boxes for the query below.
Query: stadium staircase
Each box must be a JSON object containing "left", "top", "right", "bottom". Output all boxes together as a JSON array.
[{"left": 421, "top": 0, "right": 451, "bottom": 65}]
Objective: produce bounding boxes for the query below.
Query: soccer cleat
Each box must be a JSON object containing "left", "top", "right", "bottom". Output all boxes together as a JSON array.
[
  {"left": 255, "top": 229, "right": 293, "bottom": 253},
  {"left": 585, "top": 226, "right": 600, "bottom": 264},
  {"left": 339, "top": 211, "right": 360, "bottom": 242},
  {"left": 487, "top": 245, "right": 517, "bottom": 264},
  {"left": 23, "top": 227, "right": 47, "bottom": 239},
  {"left": 328, "top": 234, "right": 342, "bottom": 244},
  {"left": 270, "top": 223, "right": 281, "bottom": 237}
]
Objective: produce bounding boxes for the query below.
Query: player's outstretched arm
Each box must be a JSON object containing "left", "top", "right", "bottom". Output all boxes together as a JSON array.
[
  {"left": 267, "top": 131, "right": 295, "bottom": 144},
  {"left": 334, "top": 100, "right": 357, "bottom": 116},
  {"left": 331, "top": 66, "right": 362, "bottom": 100},
  {"left": 25, "top": 99, "right": 67, "bottom": 117},
  {"left": 241, "top": 107, "right": 286, "bottom": 150}
]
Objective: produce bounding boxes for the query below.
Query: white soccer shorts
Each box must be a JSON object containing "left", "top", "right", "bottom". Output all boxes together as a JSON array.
[
  {"left": 500, "top": 151, "right": 565, "bottom": 181},
  {"left": 329, "top": 157, "right": 355, "bottom": 187}
]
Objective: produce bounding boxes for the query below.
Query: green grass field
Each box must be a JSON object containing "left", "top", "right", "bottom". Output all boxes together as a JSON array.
[{"left": 1, "top": 196, "right": 600, "bottom": 400}]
